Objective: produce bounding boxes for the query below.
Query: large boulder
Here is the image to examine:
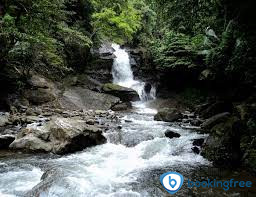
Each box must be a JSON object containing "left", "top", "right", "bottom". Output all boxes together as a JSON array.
[
  {"left": 154, "top": 108, "right": 182, "bottom": 122},
  {"left": 201, "top": 112, "right": 231, "bottom": 130},
  {"left": 10, "top": 117, "right": 106, "bottom": 154},
  {"left": 23, "top": 75, "right": 56, "bottom": 105},
  {"left": 111, "top": 102, "right": 132, "bottom": 111},
  {"left": 24, "top": 88, "right": 56, "bottom": 104},
  {"left": 59, "top": 87, "right": 120, "bottom": 110},
  {"left": 102, "top": 83, "right": 140, "bottom": 102},
  {"left": 201, "top": 116, "right": 242, "bottom": 167}
]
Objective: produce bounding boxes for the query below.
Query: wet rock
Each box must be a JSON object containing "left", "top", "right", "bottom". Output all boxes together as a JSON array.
[
  {"left": 0, "top": 134, "right": 15, "bottom": 149},
  {"left": 154, "top": 108, "right": 182, "bottom": 122},
  {"left": 111, "top": 102, "right": 132, "bottom": 111},
  {"left": 164, "top": 130, "right": 181, "bottom": 139},
  {"left": 10, "top": 117, "right": 106, "bottom": 154},
  {"left": 192, "top": 138, "right": 205, "bottom": 147},
  {"left": 26, "top": 168, "right": 65, "bottom": 197},
  {"left": 200, "top": 101, "right": 233, "bottom": 119},
  {"left": 144, "top": 83, "right": 152, "bottom": 94},
  {"left": 192, "top": 146, "right": 200, "bottom": 154},
  {"left": 102, "top": 83, "right": 140, "bottom": 102},
  {"left": 201, "top": 112, "right": 231, "bottom": 131},
  {"left": 97, "top": 43, "right": 115, "bottom": 58}
]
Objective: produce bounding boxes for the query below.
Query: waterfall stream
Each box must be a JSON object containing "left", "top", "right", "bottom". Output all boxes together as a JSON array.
[
  {"left": 112, "top": 44, "right": 155, "bottom": 101},
  {"left": 0, "top": 44, "right": 209, "bottom": 197}
]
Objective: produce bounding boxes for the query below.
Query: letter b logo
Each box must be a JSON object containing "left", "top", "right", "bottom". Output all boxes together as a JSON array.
[{"left": 160, "top": 172, "right": 184, "bottom": 194}]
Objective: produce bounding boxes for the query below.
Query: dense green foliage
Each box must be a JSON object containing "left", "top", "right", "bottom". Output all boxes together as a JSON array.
[
  {"left": 0, "top": 0, "right": 255, "bottom": 91},
  {"left": 141, "top": 0, "right": 256, "bottom": 88},
  {"left": 0, "top": 0, "right": 149, "bottom": 85},
  {"left": 91, "top": 0, "right": 146, "bottom": 44},
  {"left": 0, "top": 0, "right": 94, "bottom": 84}
]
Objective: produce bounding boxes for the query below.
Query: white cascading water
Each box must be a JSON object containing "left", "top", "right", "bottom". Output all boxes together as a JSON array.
[
  {"left": 0, "top": 44, "right": 209, "bottom": 197},
  {"left": 112, "top": 44, "right": 155, "bottom": 101}
]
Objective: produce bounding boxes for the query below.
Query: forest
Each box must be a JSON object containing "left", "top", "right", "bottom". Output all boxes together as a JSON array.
[{"left": 0, "top": 0, "right": 256, "bottom": 196}]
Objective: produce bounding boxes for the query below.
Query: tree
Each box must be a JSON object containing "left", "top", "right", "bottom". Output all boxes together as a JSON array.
[{"left": 91, "top": 0, "right": 144, "bottom": 44}]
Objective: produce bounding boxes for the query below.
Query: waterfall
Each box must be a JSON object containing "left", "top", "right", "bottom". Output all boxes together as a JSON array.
[{"left": 111, "top": 44, "right": 156, "bottom": 101}]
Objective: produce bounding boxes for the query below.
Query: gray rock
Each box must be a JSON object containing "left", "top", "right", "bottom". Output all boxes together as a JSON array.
[
  {"left": 10, "top": 117, "right": 106, "bottom": 154},
  {"left": 59, "top": 87, "right": 120, "bottom": 111},
  {"left": 102, "top": 83, "right": 140, "bottom": 102},
  {"left": 24, "top": 88, "right": 56, "bottom": 104},
  {"left": 111, "top": 102, "right": 132, "bottom": 111},
  {"left": 201, "top": 112, "right": 231, "bottom": 130},
  {"left": 154, "top": 108, "right": 182, "bottom": 122}
]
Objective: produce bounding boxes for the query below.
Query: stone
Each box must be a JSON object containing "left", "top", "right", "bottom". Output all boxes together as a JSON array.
[
  {"left": 111, "top": 102, "right": 132, "bottom": 111},
  {"left": 25, "top": 116, "right": 40, "bottom": 124},
  {"left": 201, "top": 117, "right": 242, "bottom": 167},
  {"left": 154, "top": 108, "right": 182, "bottom": 122},
  {"left": 0, "top": 135, "right": 15, "bottom": 149},
  {"left": 190, "top": 119, "right": 203, "bottom": 126},
  {"left": 24, "top": 88, "right": 56, "bottom": 104},
  {"left": 10, "top": 117, "right": 106, "bottom": 154},
  {"left": 102, "top": 83, "right": 140, "bottom": 102},
  {"left": 27, "top": 75, "right": 52, "bottom": 89},
  {"left": 59, "top": 87, "right": 120, "bottom": 111},
  {"left": 201, "top": 112, "right": 231, "bottom": 130},
  {"left": 165, "top": 130, "right": 181, "bottom": 139},
  {"left": 192, "top": 138, "right": 205, "bottom": 147},
  {"left": 192, "top": 146, "right": 200, "bottom": 154},
  {"left": 0, "top": 113, "right": 9, "bottom": 127}
]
